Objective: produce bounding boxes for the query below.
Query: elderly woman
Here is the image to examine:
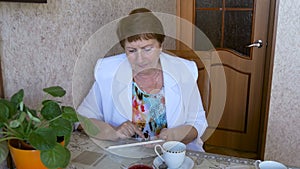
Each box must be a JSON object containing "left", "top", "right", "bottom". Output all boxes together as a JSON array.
[{"left": 77, "top": 8, "right": 208, "bottom": 151}]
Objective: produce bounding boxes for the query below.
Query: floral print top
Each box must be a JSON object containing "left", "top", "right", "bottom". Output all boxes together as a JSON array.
[{"left": 132, "top": 82, "right": 167, "bottom": 139}]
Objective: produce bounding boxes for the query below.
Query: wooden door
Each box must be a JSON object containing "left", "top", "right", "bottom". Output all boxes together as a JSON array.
[{"left": 176, "top": 0, "right": 271, "bottom": 158}]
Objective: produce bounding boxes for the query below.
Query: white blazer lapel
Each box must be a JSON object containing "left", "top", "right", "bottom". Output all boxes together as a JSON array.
[
  {"left": 164, "top": 77, "right": 182, "bottom": 127},
  {"left": 160, "top": 53, "right": 183, "bottom": 127},
  {"left": 112, "top": 59, "right": 133, "bottom": 120}
]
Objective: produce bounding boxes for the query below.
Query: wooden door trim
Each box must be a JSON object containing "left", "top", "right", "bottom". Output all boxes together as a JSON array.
[
  {"left": 257, "top": 0, "right": 279, "bottom": 160},
  {"left": 176, "top": 0, "right": 195, "bottom": 49}
]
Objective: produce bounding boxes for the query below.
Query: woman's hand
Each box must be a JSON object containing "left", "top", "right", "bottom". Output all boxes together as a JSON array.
[
  {"left": 115, "top": 121, "right": 145, "bottom": 139},
  {"left": 157, "top": 128, "right": 176, "bottom": 141},
  {"left": 158, "top": 125, "right": 198, "bottom": 144}
]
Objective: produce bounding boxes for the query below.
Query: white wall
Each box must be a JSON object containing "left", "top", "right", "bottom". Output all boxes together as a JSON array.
[{"left": 264, "top": 0, "right": 300, "bottom": 167}]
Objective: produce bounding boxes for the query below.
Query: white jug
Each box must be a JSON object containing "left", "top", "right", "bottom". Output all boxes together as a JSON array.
[{"left": 254, "top": 160, "right": 287, "bottom": 169}]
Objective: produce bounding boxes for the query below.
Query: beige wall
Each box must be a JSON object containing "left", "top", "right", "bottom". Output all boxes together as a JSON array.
[
  {"left": 0, "top": 0, "right": 176, "bottom": 108},
  {"left": 0, "top": 0, "right": 299, "bottom": 167},
  {"left": 264, "top": 0, "right": 300, "bottom": 167}
]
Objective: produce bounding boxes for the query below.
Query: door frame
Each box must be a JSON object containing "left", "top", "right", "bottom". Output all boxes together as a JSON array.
[
  {"left": 176, "top": 0, "right": 279, "bottom": 159},
  {"left": 258, "top": 0, "right": 279, "bottom": 159}
]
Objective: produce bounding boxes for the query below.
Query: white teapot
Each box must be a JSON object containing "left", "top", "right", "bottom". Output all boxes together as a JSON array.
[{"left": 254, "top": 160, "right": 287, "bottom": 169}]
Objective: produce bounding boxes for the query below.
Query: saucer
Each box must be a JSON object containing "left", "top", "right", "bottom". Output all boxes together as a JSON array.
[{"left": 153, "top": 156, "right": 194, "bottom": 169}]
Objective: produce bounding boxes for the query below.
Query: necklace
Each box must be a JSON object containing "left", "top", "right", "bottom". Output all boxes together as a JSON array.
[{"left": 133, "top": 69, "right": 163, "bottom": 94}]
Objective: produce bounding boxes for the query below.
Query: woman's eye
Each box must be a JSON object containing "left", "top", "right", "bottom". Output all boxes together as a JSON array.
[
  {"left": 128, "top": 49, "right": 136, "bottom": 53},
  {"left": 144, "top": 47, "right": 153, "bottom": 52}
]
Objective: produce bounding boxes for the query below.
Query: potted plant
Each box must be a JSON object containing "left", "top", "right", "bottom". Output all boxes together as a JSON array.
[{"left": 0, "top": 86, "right": 78, "bottom": 169}]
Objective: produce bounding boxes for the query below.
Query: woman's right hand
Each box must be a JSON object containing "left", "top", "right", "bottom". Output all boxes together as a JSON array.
[{"left": 115, "top": 121, "right": 145, "bottom": 139}]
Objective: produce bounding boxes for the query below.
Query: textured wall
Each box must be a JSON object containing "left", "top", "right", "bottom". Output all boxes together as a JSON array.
[
  {"left": 0, "top": 0, "right": 176, "bottom": 108},
  {"left": 264, "top": 0, "right": 300, "bottom": 167},
  {"left": 1, "top": 0, "right": 300, "bottom": 167}
]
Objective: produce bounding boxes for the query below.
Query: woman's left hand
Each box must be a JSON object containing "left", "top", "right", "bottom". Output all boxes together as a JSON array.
[
  {"left": 157, "top": 128, "right": 176, "bottom": 141},
  {"left": 157, "top": 125, "right": 198, "bottom": 144}
]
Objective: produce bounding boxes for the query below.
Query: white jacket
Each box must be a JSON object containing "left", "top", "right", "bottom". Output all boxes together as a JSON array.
[{"left": 77, "top": 52, "right": 208, "bottom": 151}]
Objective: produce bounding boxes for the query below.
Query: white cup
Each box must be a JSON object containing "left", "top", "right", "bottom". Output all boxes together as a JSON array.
[
  {"left": 254, "top": 160, "right": 287, "bottom": 169},
  {"left": 154, "top": 141, "right": 186, "bottom": 168}
]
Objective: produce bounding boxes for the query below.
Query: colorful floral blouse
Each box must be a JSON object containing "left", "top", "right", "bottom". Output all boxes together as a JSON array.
[{"left": 132, "top": 82, "right": 167, "bottom": 139}]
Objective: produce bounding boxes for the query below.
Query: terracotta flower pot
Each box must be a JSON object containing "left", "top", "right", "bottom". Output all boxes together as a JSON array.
[{"left": 8, "top": 139, "right": 48, "bottom": 169}]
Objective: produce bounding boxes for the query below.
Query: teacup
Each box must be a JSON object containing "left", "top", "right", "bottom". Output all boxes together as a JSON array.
[
  {"left": 154, "top": 141, "right": 186, "bottom": 168},
  {"left": 254, "top": 160, "right": 287, "bottom": 169},
  {"left": 127, "top": 164, "right": 153, "bottom": 169}
]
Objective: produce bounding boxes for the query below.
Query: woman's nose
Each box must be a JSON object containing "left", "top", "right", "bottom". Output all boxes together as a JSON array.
[{"left": 136, "top": 50, "right": 144, "bottom": 63}]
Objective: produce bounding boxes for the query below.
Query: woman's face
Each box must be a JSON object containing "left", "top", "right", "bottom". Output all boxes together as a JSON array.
[{"left": 124, "top": 38, "right": 161, "bottom": 75}]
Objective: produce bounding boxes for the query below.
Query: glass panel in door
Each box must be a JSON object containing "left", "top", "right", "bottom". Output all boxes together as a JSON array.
[{"left": 195, "top": 0, "right": 254, "bottom": 57}]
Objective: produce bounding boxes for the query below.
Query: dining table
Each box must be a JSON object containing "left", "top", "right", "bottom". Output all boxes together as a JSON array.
[
  {"left": 66, "top": 131, "right": 299, "bottom": 169},
  {"left": 1, "top": 131, "right": 298, "bottom": 169}
]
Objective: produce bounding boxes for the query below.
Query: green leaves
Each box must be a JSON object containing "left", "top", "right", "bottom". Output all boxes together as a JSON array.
[
  {"left": 26, "top": 110, "right": 41, "bottom": 123},
  {"left": 40, "top": 143, "right": 71, "bottom": 169},
  {"left": 28, "top": 127, "right": 56, "bottom": 151},
  {"left": 62, "top": 106, "right": 78, "bottom": 123},
  {"left": 9, "top": 111, "right": 27, "bottom": 128},
  {"left": 0, "top": 99, "right": 17, "bottom": 120},
  {"left": 77, "top": 114, "right": 100, "bottom": 137},
  {"left": 10, "top": 89, "right": 24, "bottom": 105},
  {"left": 41, "top": 101, "right": 62, "bottom": 120},
  {"left": 0, "top": 103, "right": 9, "bottom": 125},
  {"left": 43, "top": 86, "right": 66, "bottom": 97},
  {"left": 0, "top": 85, "right": 78, "bottom": 168},
  {"left": 50, "top": 118, "right": 73, "bottom": 136}
]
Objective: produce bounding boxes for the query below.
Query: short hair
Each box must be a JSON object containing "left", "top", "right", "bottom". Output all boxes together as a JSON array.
[{"left": 117, "top": 8, "right": 165, "bottom": 48}]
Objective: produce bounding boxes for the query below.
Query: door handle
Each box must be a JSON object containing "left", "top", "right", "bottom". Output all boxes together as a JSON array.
[{"left": 246, "top": 40, "right": 263, "bottom": 48}]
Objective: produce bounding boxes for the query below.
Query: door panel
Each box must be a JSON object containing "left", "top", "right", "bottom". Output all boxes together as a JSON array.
[
  {"left": 176, "top": 0, "right": 271, "bottom": 158},
  {"left": 218, "top": 65, "right": 249, "bottom": 133}
]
